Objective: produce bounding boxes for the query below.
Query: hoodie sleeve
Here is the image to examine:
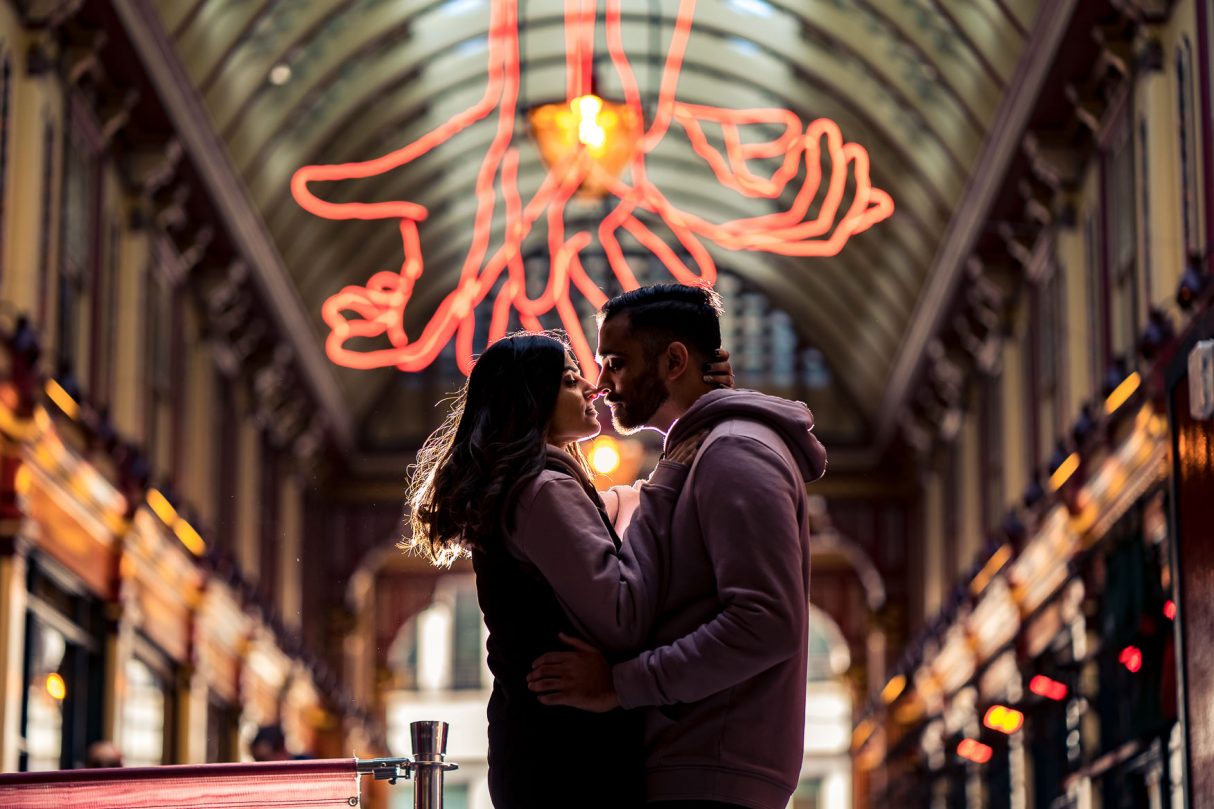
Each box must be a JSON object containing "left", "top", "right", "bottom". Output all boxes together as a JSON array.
[
  {"left": 511, "top": 461, "right": 688, "bottom": 655},
  {"left": 611, "top": 433, "right": 807, "bottom": 707}
]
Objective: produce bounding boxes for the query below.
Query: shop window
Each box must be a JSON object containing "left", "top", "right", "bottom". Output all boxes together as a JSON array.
[
  {"left": 0, "top": 52, "right": 10, "bottom": 284},
  {"left": 58, "top": 102, "right": 102, "bottom": 380},
  {"left": 206, "top": 695, "right": 239, "bottom": 763},
  {"left": 1084, "top": 209, "right": 1108, "bottom": 392},
  {"left": 388, "top": 576, "right": 485, "bottom": 693},
  {"left": 145, "top": 242, "right": 184, "bottom": 467},
  {"left": 37, "top": 117, "right": 55, "bottom": 326},
  {"left": 979, "top": 374, "right": 1004, "bottom": 531},
  {"left": 1031, "top": 262, "right": 1067, "bottom": 454},
  {"left": 258, "top": 440, "right": 281, "bottom": 605},
  {"left": 20, "top": 557, "right": 104, "bottom": 771},
  {"left": 1176, "top": 38, "right": 1203, "bottom": 259},
  {"left": 451, "top": 582, "right": 484, "bottom": 690},
  {"left": 1103, "top": 106, "right": 1139, "bottom": 361},
  {"left": 213, "top": 371, "right": 240, "bottom": 559},
  {"left": 119, "top": 651, "right": 172, "bottom": 767}
]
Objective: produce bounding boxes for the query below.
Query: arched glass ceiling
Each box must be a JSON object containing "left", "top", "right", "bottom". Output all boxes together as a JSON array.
[{"left": 152, "top": 0, "right": 1041, "bottom": 425}]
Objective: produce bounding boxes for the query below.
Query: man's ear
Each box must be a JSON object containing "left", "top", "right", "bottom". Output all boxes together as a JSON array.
[{"left": 663, "top": 341, "right": 691, "bottom": 382}]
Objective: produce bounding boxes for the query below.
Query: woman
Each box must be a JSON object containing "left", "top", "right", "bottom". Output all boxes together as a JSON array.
[{"left": 407, "top": 331, "right": 720, "bottom": 808}]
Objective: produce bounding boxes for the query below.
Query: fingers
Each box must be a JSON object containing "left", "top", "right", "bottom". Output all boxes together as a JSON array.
[{"left": 528, "top": 677, "right": 563, "bottom": 693}]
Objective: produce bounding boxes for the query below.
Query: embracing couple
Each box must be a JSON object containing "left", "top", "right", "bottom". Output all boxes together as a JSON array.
[{"left": 408, "top": 284, "right": 827, "bottom": 809}]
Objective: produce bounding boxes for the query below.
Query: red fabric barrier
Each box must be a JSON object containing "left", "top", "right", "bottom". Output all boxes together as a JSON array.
[{"left": 0, "top": 758, "right": 361, "bottom": 808}]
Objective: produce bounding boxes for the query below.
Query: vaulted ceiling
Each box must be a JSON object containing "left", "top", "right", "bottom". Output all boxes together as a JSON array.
[{"left": 141, "top": 0, "right": 1042, "bottom": 456}]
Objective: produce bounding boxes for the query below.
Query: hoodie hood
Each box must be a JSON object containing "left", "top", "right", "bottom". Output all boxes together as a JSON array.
[{"left": 666, "top": 389, "right": 827, "bottom": 483}]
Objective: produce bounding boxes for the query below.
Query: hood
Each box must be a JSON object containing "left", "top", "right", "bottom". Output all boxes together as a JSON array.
[{"left": 666, "top": 389, "right": 827, "bottom": 483}]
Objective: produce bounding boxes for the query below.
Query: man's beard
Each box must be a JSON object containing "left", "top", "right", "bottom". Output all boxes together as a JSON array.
[{"left": 608, "top": 362, "right": 669, "bottom": 434}]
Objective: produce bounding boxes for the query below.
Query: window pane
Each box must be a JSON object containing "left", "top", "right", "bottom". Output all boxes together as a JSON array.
[
  {"left": 120, "top": 658, "right": 166, "bottom": 767},
  {"left": 24, "top": 620, "right": 67, "bottom": 771}
]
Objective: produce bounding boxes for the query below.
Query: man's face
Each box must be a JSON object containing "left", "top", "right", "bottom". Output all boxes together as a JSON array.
[{"left": 596, "top": 315, "right": 669, "bottom": 434}]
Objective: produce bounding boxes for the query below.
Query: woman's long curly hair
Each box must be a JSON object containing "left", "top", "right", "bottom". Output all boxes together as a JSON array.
[{"left": 405, "top": 332, "right": 592, "bottom": 566}]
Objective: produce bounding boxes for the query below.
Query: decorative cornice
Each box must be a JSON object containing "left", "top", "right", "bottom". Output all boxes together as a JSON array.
[
  {"left": 876, "top": 0, "right": 1080, "bottom": 447},
  {"left": 109, "top": 0, "right": 353, "bottom": 451}
]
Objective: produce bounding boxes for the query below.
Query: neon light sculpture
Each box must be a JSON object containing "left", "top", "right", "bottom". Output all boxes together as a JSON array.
[{"left": 291, "top": 0, "right": 893, "bottom": 378}]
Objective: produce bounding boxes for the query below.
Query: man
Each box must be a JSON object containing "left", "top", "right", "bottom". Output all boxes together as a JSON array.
[{"left": 527, "top": 284, "right": 827, "bottom": 809}]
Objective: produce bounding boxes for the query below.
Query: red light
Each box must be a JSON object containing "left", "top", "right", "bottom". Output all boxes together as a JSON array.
[
  {"left": 291, "top": 0, "right": 894, "bottom": 376},
  {"left": 1119, "top": 645, "right": 1143, "bottom": 673},
  {"left": 1164, "top": 600, "right": 1177, "bottom": 620},
  {"left": 1028, "top": 675, "right": 1068, "bottom": 701},
  {"left": 983, "top": 705, "right": 1024, "bottom": 734},
  {"left": 957, "top": 738, "right": 993, "bottom": 764}
]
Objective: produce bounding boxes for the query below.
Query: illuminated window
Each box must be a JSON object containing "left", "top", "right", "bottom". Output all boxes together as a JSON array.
[
  {"left": 119, "top": 655, "right": 170, "bottom": 767},
  {"left": 20, "top": 558, "right": 104, "bottom": 771}
]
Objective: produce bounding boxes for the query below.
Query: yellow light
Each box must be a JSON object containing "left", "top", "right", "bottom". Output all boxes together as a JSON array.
[
  {"left": 970, "top": 544, "right": 1013, "bottom": 595},
  {"left": 44, "top": 379, "right": 79, "bottom": 421},
  {"left": 573, "top": 94, "right": 606, "bottom": 152},
  {"left": 881, "top": 674, "right": 906, "bottom": 704},
  {"left": 851, "top": 718, "right": 875, "bottom": 750},
  {"left": 1104, "top": 371, "right": 1141, "bottom": 415},
  {"left": 14, "top": 464, "right": 30, "bottom": 496},
  {"left": 172, "top": 518, "right": 207, "bottom": 557},
  {"left": 590, "top": 436, "right": 622, "bottom": 476},
  {"left": 146, "top": 488, "right": 178, "bottom": 526},
  {"left": 45, "top": 672, "right": 66, "bottom": 701},
  {"left": 1048, "top": 452, "right": 1081, "bottom": 491},
  {"left": 983, "top": 704, "right": 1024, "bottom": 734}
]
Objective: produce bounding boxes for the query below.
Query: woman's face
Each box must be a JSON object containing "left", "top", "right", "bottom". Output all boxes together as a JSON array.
[{"left": 546, "top": 354, "right": 602, "bottom": 445}]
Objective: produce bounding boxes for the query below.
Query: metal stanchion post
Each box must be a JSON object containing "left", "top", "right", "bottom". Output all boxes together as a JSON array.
[{"left": 410, "top": 720, "right": 457, "bottom": 809}]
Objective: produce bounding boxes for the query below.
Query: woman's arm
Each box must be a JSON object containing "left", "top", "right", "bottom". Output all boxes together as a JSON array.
[{"left": 511, "top": 462, "right": 687, "bottom": 655}]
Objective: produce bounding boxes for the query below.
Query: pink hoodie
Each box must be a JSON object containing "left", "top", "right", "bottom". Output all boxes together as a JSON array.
[{"left": 612, "top": 389, "right": 827, "bottom": 809}]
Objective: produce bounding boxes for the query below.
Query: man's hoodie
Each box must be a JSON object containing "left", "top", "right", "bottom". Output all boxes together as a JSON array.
[{"left": 612, "top": 388, "right": 826, "bottom": 809}]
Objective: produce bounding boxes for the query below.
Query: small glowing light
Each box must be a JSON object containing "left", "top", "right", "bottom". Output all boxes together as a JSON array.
[
  {"left": 983, "top": 705, "right": 1025, "bottom": 734},
  {"left": 14, "top": 464, "right": 31, "bottom": 496},
  {"left": 970, "top": 544, "right": 1012, "bottom": 595},
  {"left": 573, "top": 94, "right": 607, "bottom": 151},
  {"left": 590, "top": 436, "right": 621, "bottom": 475},
  {"left": 268, "top": 64, "right": 292, "bottom": 85},
  {"left": 1049, "top": 452, "right": 1080, "bottom": 491},
  {"left": 45, "top": 672, "right": 66, "bottom": 701},
  {"left": 1104, "top": 371, "right": 1141, "bottom": 415},
  {"left": 173, "top": 519, "right": 207, "bottom": 557},
  {"left": 1164, "top": 600, "right": 1177, "bottom": 620},
  {"left": 146, "top": 488, "right": 178, "bottom": 526},
  {"left": 881, "top": 674, "right": 906, "bottom": 704},
  {"left": 1028, "top": 674, "right": 1068, "bottom": 701},
  {"left": 44, "top": 379, "right": 79, "bottom": 420},
  {"left": 851, "top": 718, "right": 875, "bottom": 750},
  {"left": 1119, "top": 645, "right": 1143, "bottom": 673},
  {"left": 957, "top": 738, "right": 993, "bottom": 764}
]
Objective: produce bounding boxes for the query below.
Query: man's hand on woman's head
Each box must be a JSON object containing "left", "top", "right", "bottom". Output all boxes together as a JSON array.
[
  {"left": 527, "top": 634, "right": 619, "bottom": 713},
  {"left": 702, "top": 349, "right": 734, "bottom": 388}
]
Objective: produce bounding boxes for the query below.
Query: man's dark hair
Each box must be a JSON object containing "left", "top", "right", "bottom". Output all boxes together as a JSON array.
[{"left": 598, "top": 283, "right": 723, "bottom": 360}]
